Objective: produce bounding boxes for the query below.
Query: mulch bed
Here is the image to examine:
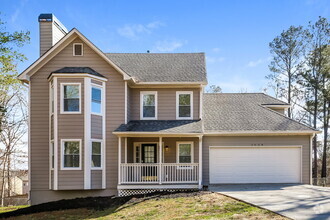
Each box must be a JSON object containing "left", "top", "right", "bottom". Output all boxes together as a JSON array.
[{"left": 0, "top": 190, "right": 199, "bottom": 218}]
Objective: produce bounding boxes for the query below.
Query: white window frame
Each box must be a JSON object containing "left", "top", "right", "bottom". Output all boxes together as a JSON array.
[
  {"left": 140, "top": 91, "right": 158, "bottom": 120},
  {"left": 61, "top": 139, "right": 82, "bottom": 170},
  {"left": 91, "top": 84, "right": 103, "bottom": 115},
  {"left": 91, "top": 139, "right": 103, "bottom": 170},
  {"left": 60, "top": 83, "right": 81, "bottom": 114},
  {"left": 176, "top": 91, "right": 193, "bottom": 120},
  {"left": 73, "top": 43, "right": 83, "bottom": 56},
  {"left": 176, "top": 141, "right": 194, "bottom": 163}
]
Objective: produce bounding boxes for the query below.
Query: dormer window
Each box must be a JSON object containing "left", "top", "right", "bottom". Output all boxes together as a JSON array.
[{"left": 73, "top": 43, "right": 83, "bottom": 56}]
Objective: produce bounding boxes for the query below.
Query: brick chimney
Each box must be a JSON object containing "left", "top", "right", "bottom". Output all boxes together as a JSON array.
[{"left": 38, "top": 14, "right": 68, "bottom": 56}]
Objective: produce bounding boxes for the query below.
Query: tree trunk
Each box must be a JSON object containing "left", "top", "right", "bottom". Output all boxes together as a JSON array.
[
  {"left": 313, "top": 87, "right": 318, "bottom": 178},
  {"left": 321, "top": 105, "right": 329, "bottom": 178},
  {"left": 288, "top": 73, "right": 292, "bottom": 118},
  {"left": 6, "top": 155, "right": 10, "bottom": 197}
]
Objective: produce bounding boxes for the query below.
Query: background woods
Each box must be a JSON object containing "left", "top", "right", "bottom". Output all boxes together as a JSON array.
[
  {"left": 0, "top": 13, "right": 29, "bottom": 203},
  {"left": 268, "top": 16, "right": 330, "bottom": 182}
]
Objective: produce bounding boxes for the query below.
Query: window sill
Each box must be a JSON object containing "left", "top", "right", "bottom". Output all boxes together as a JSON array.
[
  {"left": 60, "top": 111, "right": 82, "bottom": 115},
  {"left": 61, "top": 167, "right": 82, "bottom": 171}
]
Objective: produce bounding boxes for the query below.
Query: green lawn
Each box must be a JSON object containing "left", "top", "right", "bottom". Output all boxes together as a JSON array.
[
  {"left": 0, "top": 205, "right": 29, "bottom": 214},
  {"left": 6, "top": 192, "right": 287, "bottom": 220}
]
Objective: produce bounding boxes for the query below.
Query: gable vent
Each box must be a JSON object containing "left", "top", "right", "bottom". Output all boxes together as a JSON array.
[{"left": 73, "top": 43, "right": 83, "bottom": 56}]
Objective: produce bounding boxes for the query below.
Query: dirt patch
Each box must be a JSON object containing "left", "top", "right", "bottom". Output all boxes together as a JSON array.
[{"left": 0, "top": 190, "right": 198, "bottom": 218}]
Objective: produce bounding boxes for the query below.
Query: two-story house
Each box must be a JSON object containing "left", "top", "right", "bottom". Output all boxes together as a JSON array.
[{"left": 18, "top": 14, "right": 319, "bottom": 205}]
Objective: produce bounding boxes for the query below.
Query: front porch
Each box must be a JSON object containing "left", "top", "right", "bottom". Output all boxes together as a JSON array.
[{"left": 117, "top": 136, "right": 202, "bottom": 190}]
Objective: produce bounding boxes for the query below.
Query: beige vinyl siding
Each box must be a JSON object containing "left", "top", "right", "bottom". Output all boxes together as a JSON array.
[
  {"left": 39, "top": 22, "right": 53, "bottom": 55},
  {"left": 91, "top": 170, "right": 102, "bottom": 189},
  {"left": 57, "top": 78, "right": 84, "bottom": 190},
  {"left": 127, "top": 87, "right": 131, "bottom": 122},
  {"left": 125, "top": 137, "right": 200, "bottom": 163},
  {"left": 202, "top": 135, "right": 311, "bottom": 185},
  {"left": 30, "top": 37, "right": 125, "bottom": 203},
  {"left": 130, "top": 88, "right": 200, "bottom": 120},
  {"left": 91, "top": 114, "right": 102, "bottom": 139}
]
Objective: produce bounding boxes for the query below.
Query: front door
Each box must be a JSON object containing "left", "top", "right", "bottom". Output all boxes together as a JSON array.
[
  {"left": 141, "top": 144, "right": 157, "bottom": 181},
  {"left": 141, "top": 144, "right": 157, "bottom": 163}
]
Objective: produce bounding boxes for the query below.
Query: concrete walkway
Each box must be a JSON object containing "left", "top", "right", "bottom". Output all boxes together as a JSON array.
[{"left": 209, "top": 184, "right": 330, "bottom": 220}]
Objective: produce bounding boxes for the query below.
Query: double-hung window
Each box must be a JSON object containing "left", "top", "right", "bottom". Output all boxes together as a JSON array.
[
  {"left": 91, "top": 141, "right": 102, "bottom": 168},
  {"left": 176, "top": 142, "right": 194, "bottom": 163},
  {"left": 140, "top": 91, "right": 157, "bottom": 120},
  {"left": 176, "top": 91, "right": 193, "bottom": 119},
  {"left": 62, "top": 140, "right": 81, "bottom": 169},
  {"left": 61, "top": 83, "right": 81, "bottom": 113},
  {"left": 91, "top": 86, "right": 102, "bottom": 114}
]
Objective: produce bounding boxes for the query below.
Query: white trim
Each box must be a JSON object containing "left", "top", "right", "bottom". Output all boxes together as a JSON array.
[
  {"left": 91, "top": 139, "right": 103, "bottom": 170},
  {"left": 48, "top": 81, "right": 53, "bottom": 190},
  {"left": 73, "top": 43, "right": 83, "bottom": 56},
  {"left": 125, "top": 81, "right": 128, "bottom": 124},
  {"left": 53, "top": 77, "right": 58, "bottom": 190},
  {"left": 204, "top": 130, "right": 320, "bottom": 136},
  {"left": 176, "top": 91, "right": 193, "bottom": 120},
  {"left": 84, "top": 78, "right": 91, "bottom": 189},
  {"left": 118, "top": 137, "right": 121, "bottom": 185},
  {"left": 124, "top": 137, "right": 127, "bottom": 164},
  {"left": 27, "top": 81, "right": 31, "bottom": 196},
  {"left": 159, "top": 137, "right": 162, "bottom": 184},
  {"left": 209, "top": 145, "right": 303, "bottom": 149},
  {"left": 262, "top": 104, "right": 291, "bottom": 109},
  {"left": 117, "top": 184, "right": 199, "bottom": 190},
  {"left": 176, "top": 141, "right": 194, "bottom": 163},
  {"left": 61, "top": 139, "right": 82, "bottom": 170},
  {"left": 208, "top": 145, "right": 303, "bottom": 184},
  {"left": 49, "top": 74, "right": 107, "bottom": 82},
  {"left": 102, "top": 81, "right": 106, "bottom": 188},
  {"left": 60, "top": 82, "right": 81, "bottom": 114},
  {"left": 133, "top": 142, "right": 165, "bottom": 163},
  {"left": 133, "top": 81, "right": 207, "bottom": 85},
  {"left": 140, "top": 91, "right": 158, "bottom": 120},
  {"left": 18, "top": 29, "right": 130, "bottom": 82},
  {"left": 91, "top": 83, "right": 103, "bottom": 116},
  {"left": 114, "top": 132, "right": 202, "bottom": 137},
  {"left": 199, "top": 88, "right": 202, "bottom": 119},
  {"left": 198, "top": 137, "right": 202, "bottom": 189}
]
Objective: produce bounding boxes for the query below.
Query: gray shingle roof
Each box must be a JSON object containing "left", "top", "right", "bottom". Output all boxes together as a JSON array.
[
  {"left": 115, "top": 120, "right": 203, "bottom": 133},
  {"left": 51, "top": 67, "right": 104, "bottom": 78},
  {"left": 203, "top": 93, "right": 316, "bottom": 132},
  {"left": 105, "top": 53, "right": 207, "bottom": 83}
]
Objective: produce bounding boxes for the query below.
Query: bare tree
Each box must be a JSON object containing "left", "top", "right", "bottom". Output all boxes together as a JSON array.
[
  {"left": 268, "top": 25, "right": 307, "bottom": 118},
  {"left": 206, "top": 85, "right": 222, "bottom": 93},
  {"left": 0, "top": 85, "right": 27, "bottom": 204}
]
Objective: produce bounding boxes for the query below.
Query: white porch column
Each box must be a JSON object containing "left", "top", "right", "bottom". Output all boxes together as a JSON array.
[
  {"left": 118, "top": 137, "right": 121, "bottom": 185},
  {"left": 159, "top": 137, "right": 162, "bottom": 184},
  {"left": 124, "top": 137, "right": 127, "bottom": 163},
  {"left": 199, "top": 136, "right": 203, "bottom": 189}
]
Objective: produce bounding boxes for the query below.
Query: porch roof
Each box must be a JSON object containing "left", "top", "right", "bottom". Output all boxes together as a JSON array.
[{"left": 114, "top": 120, "right": 203, "bottom": 135}]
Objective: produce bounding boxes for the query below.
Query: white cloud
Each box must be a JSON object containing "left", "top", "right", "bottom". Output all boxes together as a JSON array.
[
  {"left": 206, "top": 56, "right": 225, "bottom": 63},
  {"left": 247, "top": 57, "right": 271, "bottom": 67},
  {"left": 11, "top": 0, "right": 28, "bottom": 23},
  {"left": 117, "top": 21, "right": 164, "bottom": 40},
  {"left": 153, "top": 40, "right": 184, "bottom": 52},
  {"left": 212, "top": 47, "right": 221, "bottom": 53}
]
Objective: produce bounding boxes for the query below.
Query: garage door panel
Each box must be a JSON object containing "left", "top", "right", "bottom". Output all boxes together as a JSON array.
[{"left": 209, "top": 147, "right": 301, "bottom": 184}]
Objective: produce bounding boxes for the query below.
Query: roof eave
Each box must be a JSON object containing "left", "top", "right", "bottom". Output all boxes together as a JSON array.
[
  {"left": 112, "top": 131, "right": 203, "bottom": 137},
  {"left": 203, "top": 130, "right": 321, "bottom": 136}
]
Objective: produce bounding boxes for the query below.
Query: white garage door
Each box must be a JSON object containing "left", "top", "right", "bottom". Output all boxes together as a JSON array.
[{"left": 209, "top": 146, "right": 301, "bottom": 184}]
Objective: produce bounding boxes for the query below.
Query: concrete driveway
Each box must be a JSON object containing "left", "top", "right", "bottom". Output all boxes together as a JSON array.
[{"left": 209, "top": 184, "right": 330, "bottom": 220}]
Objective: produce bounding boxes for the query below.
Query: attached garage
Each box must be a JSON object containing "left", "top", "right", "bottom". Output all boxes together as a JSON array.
[{"left": 209, "top": 146, "right": 302, "bottom": 184}]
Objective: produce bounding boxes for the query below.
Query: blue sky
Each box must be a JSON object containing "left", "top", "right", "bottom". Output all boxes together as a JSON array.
[{"left": 2, "top": 0, "right": 330, "bottom": 92}]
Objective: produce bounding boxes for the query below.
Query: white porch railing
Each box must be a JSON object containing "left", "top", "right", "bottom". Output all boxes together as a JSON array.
[{"left": 120, "top": 163, "right": 199, "bottom": 184}]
